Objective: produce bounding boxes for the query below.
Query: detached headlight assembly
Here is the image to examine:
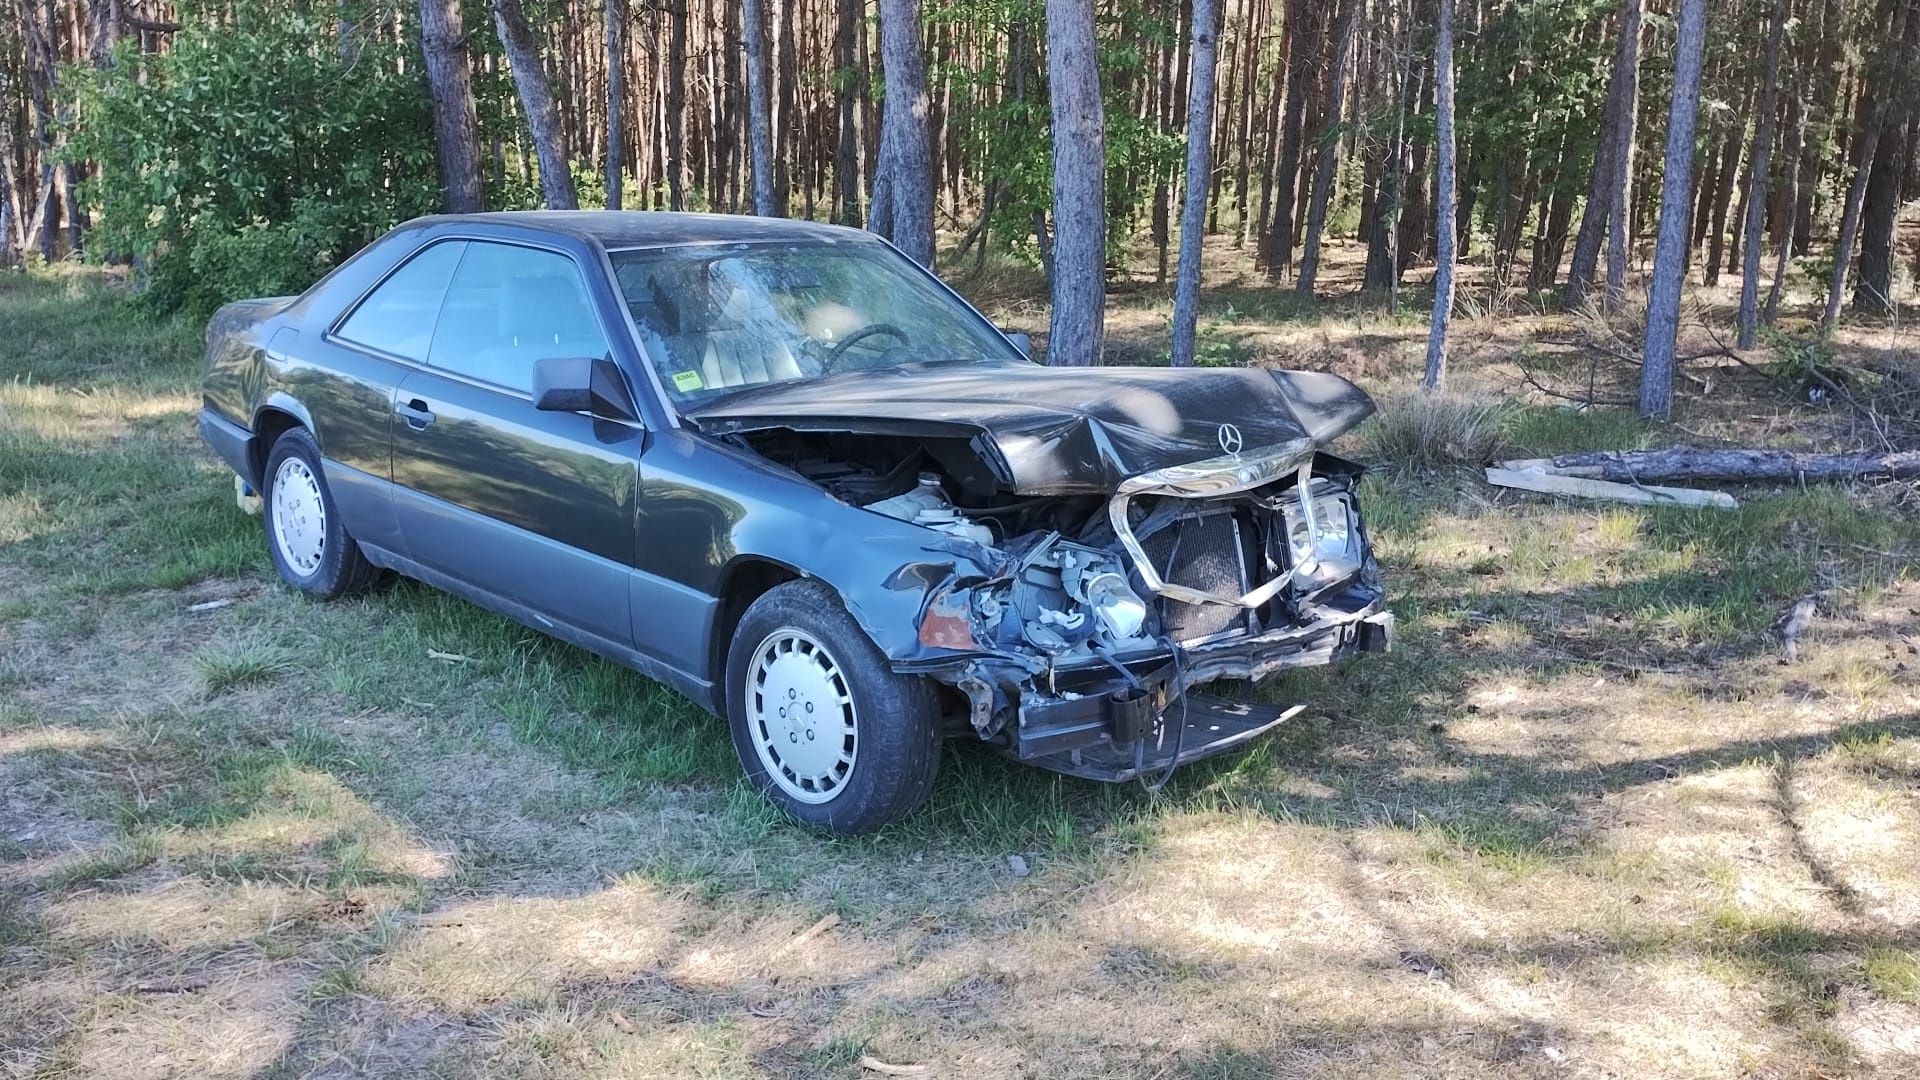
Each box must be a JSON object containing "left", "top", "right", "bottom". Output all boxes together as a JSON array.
[
  {"left": 1083, "top": 571, "right": 1149, "bottom": 641},
  {"left": 1281, "top": 489, "right": 1363, "bottom": 590}
]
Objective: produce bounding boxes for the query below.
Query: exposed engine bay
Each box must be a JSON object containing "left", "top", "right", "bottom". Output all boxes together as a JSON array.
[
  {"left": 729, "top": 424, "right": 1392, "bottom": 781},
  {"left": 729, "top": 428, "right": 1109, "bottom": 541}
]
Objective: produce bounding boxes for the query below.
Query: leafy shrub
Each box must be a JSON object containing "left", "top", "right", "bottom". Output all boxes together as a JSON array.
[{"left": 66, "top": 3, "right": 441, "bottom": 316}]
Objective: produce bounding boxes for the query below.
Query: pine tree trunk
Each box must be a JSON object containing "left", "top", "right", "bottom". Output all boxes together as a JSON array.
[
  {"left": 1794, "top": 8, "right": 1838, "bottom": 257},
  {"left": 720, "top": 1, "right": 743, "bottom": 210},
  {"left": 605, "top": 0, "right": 625, "bottom": 210},
  {"left": 0, "top": 171, "right": 13, "bottom": 268},
  {"left": 666, "top": 0, "right": 688, "bottom": 209},
  {"left": 420, "top": 0, "right": 486, "bottom": 213},
  {"left": 87, "top": 0, "right": 119, "bottom": 67},
  {"left": 775, "top": 0, "right": 798, "bottom": 215},
  {"left": 1532, "top": 174, "right": 1576, "bottom": 291},
  {"left": 1422, "top": 0, "right": 1455, "bottom": 391},
  {"left": 1151, "top": 8, "right": 1177, "bottom": 284},
  {"left": 1852, "top": 101, "right": 1913, "bottom": 312},
  {"left": 742, "top": 0, "right": 776, "bottom": 215},
  {"left": 21, "top": 0, "right": 56, "bottom": 260},
  {"left": 1602, "top": 0, "right": 1643, "bottom": 312},
  {"left": 1252, "top": 19, "right": 1286, "bottom": 262},
  {"left": 1737, "top": 0, "right": 1788, "bottom": 346},
  {"left": 1823, "top": 0, "right": 1911, "bottom": 329},
  {"left": 1398, "top": 60, "right": 1431, "bottom": 273},
  {"left": 493, "top": 0, "right": 579, "bottom": 209},
  {"left": 1701, "top": 121, "right": 1741, "bottom": 286},
  {"left": 1455, "top": 151, "right": 1479, "bottom": 260},
  {"left": 1172, "top": 0, "right": 1222, "bottom": 367},
  {"left": 1294, "top": 0, "right": 1359, "bottom": 296},
  {"left": 1724, "top": 180, "right": 1747, "bottom": 276},
  {"left": 1566, "top": 0, "right": 1643, "bottom": 303},
  {"left": 1045, "top": 0, "right": 1106, "bottom": 366},
  {"left": 1689, "top": 114, "right": 1723, "bottom": 251},
  {"left": 1764, "top": 87, "right": 1804, "bottom": 324},
  {"left": 1265, "top": 0, "right": 1315, "bottom": 279},
  {"left": 876, "top": 0, "right": 934, "bottom": 264},
  {"left": 1232, "top": 0, "right": 1260, "bottom": 247},
  {"left": 1639, "top": 0, "right": 1709, "bottom": 420},
  {"left": 834, "top": 0, "right": 863, "bottom": 225},
  {"left": 1365, "top": 0, "right": 1412, "bottom": 295},
  {"left": 1823, "top": 112, "right": 1882, "bottom": 327}
]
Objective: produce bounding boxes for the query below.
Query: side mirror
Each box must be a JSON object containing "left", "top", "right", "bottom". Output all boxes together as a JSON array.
[
  {"left": 1007, "top": 331, "right": 1032, "bottom": 356},
  {"left": 533, "top": 356, "right": 639, "bottom": 422}
]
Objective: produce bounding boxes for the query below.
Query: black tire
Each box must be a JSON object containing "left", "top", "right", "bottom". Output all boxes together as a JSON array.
[
  {"left": 260, "top": 428, "right": 380, "bottom": 600},
  {"left": 725, "top": 579, "right": 942, "bottom": 834}
]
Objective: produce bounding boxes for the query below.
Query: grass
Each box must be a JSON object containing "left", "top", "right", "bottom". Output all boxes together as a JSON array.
[
  {"left": 1863, "top": 948, "right": 1920, "bottom": 1004},
  {"left": 1357, "top": 390, "right": 1511, "bottom": 474},
  {"left": 38, "top": 837, "right": 163, "bottom": 893},
  {"left": 193, "top": 641, "right": 294, "bottom": 694},
  {"left": 3, "top": 256, "right": 1919, "bottom": 1076},
  {"left": 1501, "top": 402, "right": 1657, "bottom": 456}
]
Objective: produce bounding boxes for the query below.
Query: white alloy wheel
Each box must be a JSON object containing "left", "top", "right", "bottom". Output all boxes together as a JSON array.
[
  {"left": 745, "top": 629, "right": 859, "bottom": 804},
  {"left": 270, "top": 456, "right": 327, "bottom": 577}
]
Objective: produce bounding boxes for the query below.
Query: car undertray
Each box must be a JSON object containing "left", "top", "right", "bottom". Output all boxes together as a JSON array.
[{"left": 1012, "top": 693, "right": 1305, "bottom": 783}]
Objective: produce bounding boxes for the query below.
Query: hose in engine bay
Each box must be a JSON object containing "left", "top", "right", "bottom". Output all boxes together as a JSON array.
[{"left": 1132, "top": 521, "right": 1190, "bottom": 794}]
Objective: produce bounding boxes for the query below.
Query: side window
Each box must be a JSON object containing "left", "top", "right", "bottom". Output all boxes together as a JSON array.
[
  {"left": 335, "top": 241, "right": 466, "bottom": 361},
  {"left": 427, "top": 242, "right": 610, "bottom": 393}
]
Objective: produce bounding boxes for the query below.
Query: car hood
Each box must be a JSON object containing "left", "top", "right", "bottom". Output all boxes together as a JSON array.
[{"left": 684, "top": 362, "right": 1376, "bottom": 495}]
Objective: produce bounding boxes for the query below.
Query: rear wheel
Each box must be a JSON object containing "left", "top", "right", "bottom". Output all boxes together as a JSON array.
[
  {"left": 725, "top": 580, "right": 941, "bottom": 833},
  {"left": 260, "top": 428, "right": 379, "bottom": 600}
]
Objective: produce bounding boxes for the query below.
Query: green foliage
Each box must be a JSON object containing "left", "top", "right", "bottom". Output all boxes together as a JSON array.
[
  {"left": 64, "top": 3, "right": 440, "bottom": 315},
  {"left": 962, "top": 0, "right": 1180, "bottom": 268},
  {"left": 1454, "top": 0, "right": 1618, "bottom": 213},
  {"left": 1757, "top": 327, "right": 1877, "bottom": 400}
]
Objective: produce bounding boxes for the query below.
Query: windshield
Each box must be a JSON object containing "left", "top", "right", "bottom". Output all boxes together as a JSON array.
[{"left": 609, "top": 240, "right": 1024, "bottom": 402}]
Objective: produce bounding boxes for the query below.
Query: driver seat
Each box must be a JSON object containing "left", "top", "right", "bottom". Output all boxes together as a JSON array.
[{"left": 698, "top": 283, "right": 804, "bottom": 390}]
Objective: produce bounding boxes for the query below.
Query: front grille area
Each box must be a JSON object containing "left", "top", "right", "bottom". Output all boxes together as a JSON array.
[{"left": 1141, "top": 508, "right": 1254, "bottom": 642}]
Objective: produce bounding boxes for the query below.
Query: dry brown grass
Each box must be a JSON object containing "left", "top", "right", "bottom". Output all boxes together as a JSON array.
[{"left": 1358, "top": 391, "right": 1511, "bottom": 475}]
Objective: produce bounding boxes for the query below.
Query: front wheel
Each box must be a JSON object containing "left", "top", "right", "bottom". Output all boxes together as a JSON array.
[{"left": 725, "top": 580, "right": 942, "bottom": 834}]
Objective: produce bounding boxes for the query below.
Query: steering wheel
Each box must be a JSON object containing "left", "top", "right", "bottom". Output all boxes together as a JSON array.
[{"left": 823, "top": 323, "right": 911, "bottom": 370}]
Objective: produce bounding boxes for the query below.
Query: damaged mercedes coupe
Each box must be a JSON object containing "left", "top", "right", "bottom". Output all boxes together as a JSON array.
[{"left": 198, "top": 212, "right": 1391, "bottom": 833}]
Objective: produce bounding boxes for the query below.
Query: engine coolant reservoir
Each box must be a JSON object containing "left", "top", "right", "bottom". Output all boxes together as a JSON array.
[
  {"left": 912, "top": 506, "right": 996, "bottom": 548},
  {"left": 868, "top": 473, "right": 997, "bottom": 548},
  {"left": 867, "top": 473, "right": 948, "bottom": 521}
]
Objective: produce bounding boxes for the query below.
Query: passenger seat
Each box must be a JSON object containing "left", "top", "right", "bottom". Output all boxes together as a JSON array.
[{"left": 697, "top": 284, "right": 804, "bottom": 390}]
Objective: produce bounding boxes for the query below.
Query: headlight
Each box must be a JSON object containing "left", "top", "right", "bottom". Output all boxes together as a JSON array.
[
  {"left": 1083, "top": 571, "right": 1149, "bottom": 641},
  {"left": 1282, "top": 490, "right": 1362, "bottom": 587}
]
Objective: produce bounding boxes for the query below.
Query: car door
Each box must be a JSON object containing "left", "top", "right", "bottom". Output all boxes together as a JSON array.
[
  {"left": 388, "top": 239, "right": 643, "bottom": 645},
  {"left": 312, "top": 238, "right": 469, "bottom": 553}
]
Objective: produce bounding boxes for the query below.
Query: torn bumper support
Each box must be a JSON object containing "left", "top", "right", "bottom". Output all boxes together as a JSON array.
[{"left": 1007, "top": 597, "right": 1393, "bottom": 781}]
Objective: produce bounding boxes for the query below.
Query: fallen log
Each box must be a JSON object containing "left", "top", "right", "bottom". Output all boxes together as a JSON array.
[
  {"left": 1485, "top": 468, "right": 1739, "bottom": 509},
  {"left": 1516, "top": 448, "right": 1920, "bottom": 484}
]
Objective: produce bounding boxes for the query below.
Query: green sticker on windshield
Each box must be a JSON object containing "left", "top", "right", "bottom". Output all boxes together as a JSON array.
[{"left": 673, "top": 370, "right": 704, "bottom": 392}]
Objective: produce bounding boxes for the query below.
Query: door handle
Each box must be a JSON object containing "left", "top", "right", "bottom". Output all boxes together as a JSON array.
[{"left": 395, "top": 398, "right": 435, "bottom": 431}]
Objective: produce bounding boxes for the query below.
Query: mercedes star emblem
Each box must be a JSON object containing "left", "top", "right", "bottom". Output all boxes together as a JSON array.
[{"left": 1217, "top": 423, "right": 1244, "bottom": 455}]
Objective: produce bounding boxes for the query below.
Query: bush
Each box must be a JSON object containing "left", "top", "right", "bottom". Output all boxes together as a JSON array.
[
  {"left": 65, "top": 3, "right": 441, "bottom": 316},
  {"left": 1359, "top": 391, "right": 1510, "bottom": 475}
]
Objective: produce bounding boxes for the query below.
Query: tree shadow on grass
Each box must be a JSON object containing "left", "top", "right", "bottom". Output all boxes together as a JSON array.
[{"left": 11, "top": 561, "right": 1916, "bottom": 1076}]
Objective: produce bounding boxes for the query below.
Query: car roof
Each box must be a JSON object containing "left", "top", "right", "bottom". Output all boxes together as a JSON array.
[{"left": 408, "top": 210, "right": 874, "bottom": 250}]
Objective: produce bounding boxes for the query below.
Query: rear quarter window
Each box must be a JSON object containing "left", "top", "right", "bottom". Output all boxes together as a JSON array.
[{"left": 334, "top": 241, "right": 468, "bottom": 362}]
